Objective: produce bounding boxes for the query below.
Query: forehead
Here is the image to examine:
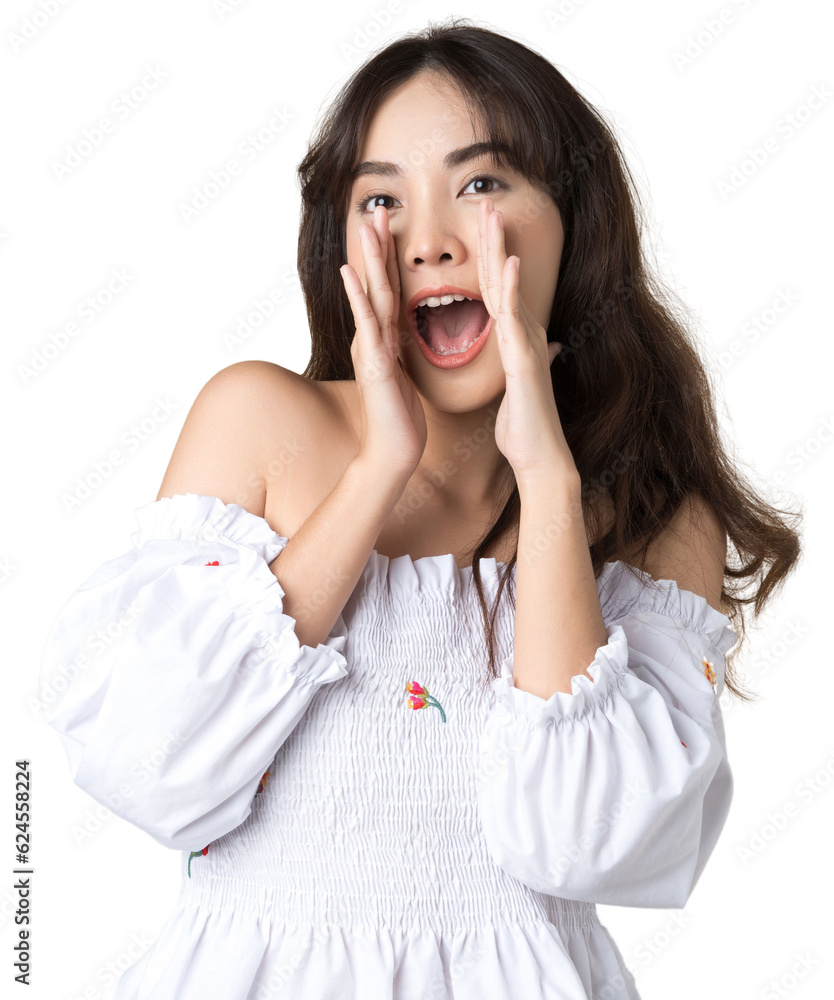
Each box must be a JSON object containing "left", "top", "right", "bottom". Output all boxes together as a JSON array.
[{"left": 355, "top": 73, "right": 484, "bottom": 168}]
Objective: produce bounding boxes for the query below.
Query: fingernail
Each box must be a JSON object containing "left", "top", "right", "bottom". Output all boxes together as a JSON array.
[{"left": 498, "top": 213, "right": 504, "bottom": 230}]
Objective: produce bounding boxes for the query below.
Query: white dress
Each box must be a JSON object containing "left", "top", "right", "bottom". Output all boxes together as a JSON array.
[{"left": 39, "top": 492, "right": 737, "bottom": 999}]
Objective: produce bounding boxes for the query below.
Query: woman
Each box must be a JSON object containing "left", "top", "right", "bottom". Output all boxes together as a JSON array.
[{"left": 39, "top": 19, "right": 802, "bottom": 999}]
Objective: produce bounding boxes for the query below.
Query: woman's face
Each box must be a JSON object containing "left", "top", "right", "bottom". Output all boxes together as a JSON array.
[{"left": 345, "top": 70, "right": 564, "bottom": 409}]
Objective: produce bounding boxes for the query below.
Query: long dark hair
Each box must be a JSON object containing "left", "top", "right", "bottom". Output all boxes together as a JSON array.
[{"left": 295, "top": 17, "right": 802, "bottom": 702}]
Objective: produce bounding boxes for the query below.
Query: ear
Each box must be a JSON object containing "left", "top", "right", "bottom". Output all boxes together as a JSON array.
[{"left": 547, "top": 341, "right": 562, "bottom": 365}]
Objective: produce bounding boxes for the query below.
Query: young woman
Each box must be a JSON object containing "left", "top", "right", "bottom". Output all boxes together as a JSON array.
[{"left": 40, "top": 19, "right": 801, "bottom": 1000}]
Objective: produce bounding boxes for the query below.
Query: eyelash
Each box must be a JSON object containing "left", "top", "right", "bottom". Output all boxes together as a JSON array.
[{"left": 355, "top": 175, "right": 508, "bottom": 214}]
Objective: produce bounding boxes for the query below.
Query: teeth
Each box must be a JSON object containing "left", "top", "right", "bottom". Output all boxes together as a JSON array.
[
  {"left": 430, "top": 335, "right": 478, "bottom": 356},
  {"left": 415, "top": 292, "right": 473, "bottom": 309}
]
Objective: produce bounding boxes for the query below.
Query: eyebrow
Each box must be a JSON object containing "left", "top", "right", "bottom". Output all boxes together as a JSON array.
[{"left": 349, "top": 141, "right": 514, "bottom": 183}]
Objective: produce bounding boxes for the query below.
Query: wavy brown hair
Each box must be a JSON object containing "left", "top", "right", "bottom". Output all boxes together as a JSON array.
[{"left": 295, "top": 17, "right": 802, "bottom": 702}]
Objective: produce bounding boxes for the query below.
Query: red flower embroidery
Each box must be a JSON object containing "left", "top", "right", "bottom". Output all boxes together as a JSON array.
[
  {"left": 405, "top": 681, "right": 446, "bottom": 723},
  {"left": 701, "top": 656, "right": 717, "bottom": 688},
  {"left": 187, "top": 845, "right": 209, "bottom": 877},
  {"left": 187, "top": 770, "right": 271, "bottom": 878},
  {"left": 204, "top": 560, "right": 220, "bottom": 566}
]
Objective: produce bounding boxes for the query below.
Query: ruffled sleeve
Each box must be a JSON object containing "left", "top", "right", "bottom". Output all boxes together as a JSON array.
[
  {"left": 38, "top": 492, "right": 348, "bottom": 852},
  {"left": 476, "top": 560, "right": 737, "bottom": 908}
]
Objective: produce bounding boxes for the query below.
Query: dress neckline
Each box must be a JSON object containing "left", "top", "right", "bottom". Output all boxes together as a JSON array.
[
  {"left": 130, "top": 494, "right": 737, "bottom": 656},
  {"left": 369, "top": 548, "right": 510, "bottom": 574}
]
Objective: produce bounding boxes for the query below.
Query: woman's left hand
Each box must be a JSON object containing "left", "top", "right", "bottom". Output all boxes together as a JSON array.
[{"left": 477, "top": 197, "right": 578, "bottom": 489}]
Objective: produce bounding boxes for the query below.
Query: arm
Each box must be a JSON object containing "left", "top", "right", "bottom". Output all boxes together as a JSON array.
[
  {"left": 39, "top": 362, "right": 403, "bottom": 851},
  {"left": 512, "top": 468, "right": 608, "bottom": 699},
  {"left": 267, "top": 458, "right": 408, "bottom": 651},
  {"left": 156, "top": 359, "right": 408, "bottom": 651},
  {"left": 477, "top": 490, "right": 735, "bottom": 908},
  {"left": 39, "top": 495, "right": 349, "bottom": 852}
]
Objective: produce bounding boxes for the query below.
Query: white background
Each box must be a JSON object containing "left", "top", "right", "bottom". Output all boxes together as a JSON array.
[{"left": 2, "top": 0, "right": 832, "bottom": 997}]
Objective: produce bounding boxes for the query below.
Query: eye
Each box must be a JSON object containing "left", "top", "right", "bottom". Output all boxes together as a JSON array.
[
  {"left": 461, "top": 175, "right": 507, "bottom": 197},
  {"left": 355, "top": 192, "right": 400, "bottom": 214},
  {"left": 354, "top": 175, "right": 509, "bottom": 215}
]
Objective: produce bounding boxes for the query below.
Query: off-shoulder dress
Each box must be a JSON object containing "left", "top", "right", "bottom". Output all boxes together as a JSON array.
[{"left": 39, "top": 492, "right": 737, "bottom": 999}]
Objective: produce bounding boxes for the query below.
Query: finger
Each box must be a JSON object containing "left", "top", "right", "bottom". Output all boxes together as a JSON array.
[
  {"left": 485, "top": 200, "right": 508, "bottom": 313},
  {"left": 477, "top": 198, "right": 486, "bottom": 306},
  {"left": 340, "top": 262, "right": 389, "bottom": 382},
  {"left": 498, "top": 256, "right": 519, "bottom": 345},
  {"left": 376, "top": 207, "right": 402, "bottom": 352},
  {"left": 518, "top": 291, "right": 536, "bottom": 328},
  {"left": 478, "top": 198, "right": 495, "bottom": 317},
  {"left": 359, "top": 216, "right": 395, "bottom": 348},
  {"left": 518, "top": 284, "right": 547, "bottom": 343},
  {"left": 340, "top": 263, "right": 377, "bottom": 326}
]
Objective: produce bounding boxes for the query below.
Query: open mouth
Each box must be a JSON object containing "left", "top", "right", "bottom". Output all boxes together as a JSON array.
[{"left": 411, "top": 298, "right": 491, "bottom": 356}]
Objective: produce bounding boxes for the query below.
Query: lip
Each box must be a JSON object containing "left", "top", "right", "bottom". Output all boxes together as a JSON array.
[{"left": 406, "top": 284, "right": 483, "bottom": 314}]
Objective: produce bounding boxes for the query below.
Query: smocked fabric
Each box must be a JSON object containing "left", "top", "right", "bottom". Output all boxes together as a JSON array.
[{"left": 39, "top": 492, "right": 738, "bottom": 999}]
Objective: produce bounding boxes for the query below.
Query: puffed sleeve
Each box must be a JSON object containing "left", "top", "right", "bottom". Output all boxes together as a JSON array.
[
  {"left": 38, "top": 492, "right": 348, "bottom": 852},
  {"left": 476, "top": 560, "right": 737, "bottom": 908}
]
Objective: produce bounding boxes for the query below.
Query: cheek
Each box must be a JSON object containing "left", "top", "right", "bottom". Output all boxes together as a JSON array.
[
  {"left": 345, "top": 220, "right": 367, "bottom": 261},
  {"left": 345, "top": 230, "right": 359, "bottom": 267},
  {"left": 520, "top": 263, "right": 558, "bottom": 326},
  {"left": 525, "top": 227, "right": 562, "bottom": 283}
]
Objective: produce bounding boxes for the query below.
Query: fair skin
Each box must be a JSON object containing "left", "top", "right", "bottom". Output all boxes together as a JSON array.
[
  {"left": 337, "top": 68, "right": 612, "bottom": 695},
  {"left": 157, "top": 69, "right": 726, "bottom": 678},
  {"left": 343, "top": 70, "right": 565, "bottom": 514},
  {"left": 335, "top": 68, "right": 725, "bottom": 696}
]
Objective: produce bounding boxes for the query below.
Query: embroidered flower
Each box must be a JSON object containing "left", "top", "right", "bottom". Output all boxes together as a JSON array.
[
  {"left": 188, "top": 845, "right": 209, "bottom": 876},
  {"left": 701, "top": 656, "right": 717, "bottom": 688},
  {"left": 680, "top": 656, "right": 718, "bottom": 747},
  {"left": 205, "top": 560, "right": 220, "bottom": 566},
  {"left": 405, "top": 681, "right": 446, "bottom": 723},
  {"left": 187, "top": 769, "right": 271, "bottom": 877}
]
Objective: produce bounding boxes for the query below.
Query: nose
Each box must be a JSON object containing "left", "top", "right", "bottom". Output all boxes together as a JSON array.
[{"left": 400, "top": 213, "right": 468, "bottom": 271}]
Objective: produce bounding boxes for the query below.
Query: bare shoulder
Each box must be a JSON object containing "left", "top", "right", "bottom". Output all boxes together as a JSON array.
[
  {"left": 156, "top": 361, "right": 344, "bottom": 523},
  {"left": 261, "top": 374, "right": 358, "bottom": 538},
  {"left": 628, "top": 491, "right": 728, "bottom": 613}
]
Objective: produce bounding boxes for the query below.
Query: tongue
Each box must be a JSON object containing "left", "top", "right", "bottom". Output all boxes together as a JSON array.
[{"left": 421, "top": 299, "right": 489, "bottom": 354}]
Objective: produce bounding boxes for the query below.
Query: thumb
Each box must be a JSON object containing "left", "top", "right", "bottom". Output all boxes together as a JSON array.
[{"left": 547, "top": 341, "right": 562, "bottom": 365}]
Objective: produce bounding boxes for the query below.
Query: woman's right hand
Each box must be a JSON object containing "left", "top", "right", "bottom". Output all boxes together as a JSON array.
[{"left": 340, "top": 205, "right": 427, "bottom": 485}]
